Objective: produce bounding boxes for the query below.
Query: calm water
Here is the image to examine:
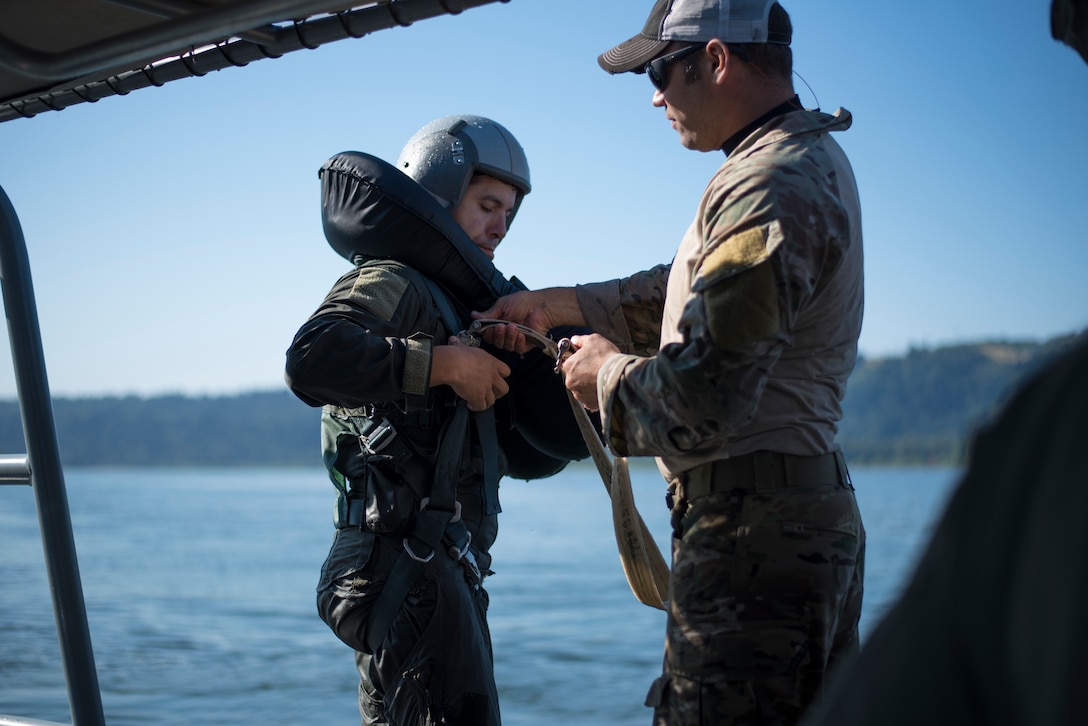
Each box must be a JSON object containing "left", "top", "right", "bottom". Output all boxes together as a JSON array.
[{"left": 0, "top": 462, "right": 959, "bottom": 725}]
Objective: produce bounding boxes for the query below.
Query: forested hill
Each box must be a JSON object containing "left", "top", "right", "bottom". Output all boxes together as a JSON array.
[
  {"left": 838, "top": 331, "right": 1086, "bottom": 464},
  {"left": 0, "top": 331, "right": 1083, "bottom": 468}
]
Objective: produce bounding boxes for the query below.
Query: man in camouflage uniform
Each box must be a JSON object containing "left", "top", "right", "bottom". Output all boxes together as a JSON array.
[{"left": 479, "top": 1, "right": 865, "bottom": 724}]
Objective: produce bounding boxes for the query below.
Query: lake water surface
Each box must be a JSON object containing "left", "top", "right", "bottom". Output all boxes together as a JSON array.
[{"left": 0, "top": 462, "right": 959, "bottom": 725}]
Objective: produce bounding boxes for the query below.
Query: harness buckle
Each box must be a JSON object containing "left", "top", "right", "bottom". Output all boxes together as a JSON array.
[
  {"left": 457, "top": 543, "right": 482, "bottom": 588},
  {"left": 447, "top": 531, "right": 472, "bottom": 560},
  {"left": 554, "top": 337, "right": 573, "bottom": 374},
  {"left": 456, "top": 329, "right": 481, "bottom": 347},
  {"left": 402, "top": 537, "right": 435, "bottom": 563},
  {"left": 360, "top": 417, "right": 396, "bottom": 455}
]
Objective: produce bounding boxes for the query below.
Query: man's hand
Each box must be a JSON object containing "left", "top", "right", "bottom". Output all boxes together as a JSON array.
[
  {"left": 431, "top": 336, "right": 511, "bottom": 411},
  {"left": 558, "top": 333, "right": 620, "bottom": 412},
  {"left": 473, "top": 321, "right": 535, "bottom": 355},
  {"left": 473, "top": 287, "right": 584, "bottom": 353}
]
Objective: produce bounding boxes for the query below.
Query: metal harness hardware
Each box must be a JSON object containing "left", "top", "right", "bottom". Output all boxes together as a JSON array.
[
  {"left": 402, "top": 499, "right": 462, "bottom": 563},
  {"left": 554, "top": 337, "right": 573, "bottom": 374},
  {"left": 360, "top": 417, "right": 396, "bottom": 455},
  {"left": 402, "top": 537, "right": 436, "bottom": 563},
  {"left": 460, "top": 319, "right": 561, "bottom": 359}
]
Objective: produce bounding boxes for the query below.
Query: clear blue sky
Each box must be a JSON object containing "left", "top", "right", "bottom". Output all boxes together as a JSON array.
[{"left": 0, "top": 0, "right": 1085, "bottom": 398}]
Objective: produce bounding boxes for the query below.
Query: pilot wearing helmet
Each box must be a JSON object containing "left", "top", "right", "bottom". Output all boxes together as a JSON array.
[{"left": 285, "top": 115, "right": 588, "bottom": 726}]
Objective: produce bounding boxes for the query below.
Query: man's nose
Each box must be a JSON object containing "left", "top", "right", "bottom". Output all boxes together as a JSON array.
[{"left": 488, "top": 216, "right": 508, "bottom": 240}]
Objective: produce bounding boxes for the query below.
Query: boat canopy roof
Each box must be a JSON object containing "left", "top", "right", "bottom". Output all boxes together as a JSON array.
[{"left": 0, "top": 0, "right": 505, "bottom": 124}]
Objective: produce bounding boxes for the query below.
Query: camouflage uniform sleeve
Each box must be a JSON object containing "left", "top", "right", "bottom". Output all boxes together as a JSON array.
[
  {"left": 598, "top": 163, "right": 821, "bottom": 458},
  {"left": 575, "top": 264, "right": 669, "bottom": 357},
  {"left": 285, "top": 264, "right": 436, "bottom": 409}
]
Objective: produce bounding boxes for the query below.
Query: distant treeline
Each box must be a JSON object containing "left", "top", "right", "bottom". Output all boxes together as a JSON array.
[
  {"left": 0, "top": 390, "right": 321, "bottom": 468},
  {"left": 1, "top": 331, "right": 1084, "bottom": 468},
  {"left": 838, "top": 331, "right": 1086, "bottom": 465}
]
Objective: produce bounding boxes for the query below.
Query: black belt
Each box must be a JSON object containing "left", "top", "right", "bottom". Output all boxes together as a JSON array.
[{"left": 678, "top": 450, "right": 852, "bottom": 501}]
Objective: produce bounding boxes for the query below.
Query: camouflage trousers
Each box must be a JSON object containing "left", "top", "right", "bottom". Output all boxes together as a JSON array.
[{"left": 647, "top": 478, "right": 865, "bottom": 726}]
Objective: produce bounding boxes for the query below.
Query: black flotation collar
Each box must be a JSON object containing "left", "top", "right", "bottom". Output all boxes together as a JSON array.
[
  {"left": 320, "top": 151, "right": 522, "bottom": 313},
  {"left": 319, "top": 150, "right": 594, "bottom": 480}
]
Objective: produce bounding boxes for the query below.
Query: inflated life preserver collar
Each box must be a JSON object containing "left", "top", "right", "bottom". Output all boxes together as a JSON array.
[
  {"left": 319, "top": 151, "right": 594, "bottom": 483},
  {"left": 319, "top": 151, "right": 522, "bottom": 313}
]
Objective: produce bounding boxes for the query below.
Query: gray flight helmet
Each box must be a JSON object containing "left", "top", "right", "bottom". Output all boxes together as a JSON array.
[{"left": 396, "top": 114, "right": 532, "bottom": 226}]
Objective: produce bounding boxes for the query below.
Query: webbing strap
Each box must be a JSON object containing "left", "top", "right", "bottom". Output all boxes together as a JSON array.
[
  {"left": 348, "top": 265, "right": 503, "bottom": 653},
  {"left": 566, "top": 389, "right": 670, "bottom": 611},
  {"left": 419, "top": 275, "right": 462, "bottom": 340},
  {"left": 365, "top": 403, "right": 469, "bottom": 654},
  {"left": 419, "top": 273, "right": 501, "bottom": 511},
  {"left": 473, "top": 407, "right": 500, "bottom": 514},
  {"left": 464, "top": 319, "right": 671, "bottom": 611}
]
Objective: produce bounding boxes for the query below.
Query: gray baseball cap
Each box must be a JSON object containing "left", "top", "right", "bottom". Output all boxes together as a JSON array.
[{"left": 598, "top": 0, "right": 790, "bottom": 74}]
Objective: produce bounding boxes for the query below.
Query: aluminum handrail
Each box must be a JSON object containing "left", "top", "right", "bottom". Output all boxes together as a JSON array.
[
  {"left": 0, "top": 185, "right": 105, "bottom": 725},
  {"left": 0, "top": 453, "right": 30, "bottom": 483}
]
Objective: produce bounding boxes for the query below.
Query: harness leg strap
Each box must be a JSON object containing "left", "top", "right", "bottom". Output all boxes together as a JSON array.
[{"left": 363, "top": 404, "right": 470, "bottom": 654}]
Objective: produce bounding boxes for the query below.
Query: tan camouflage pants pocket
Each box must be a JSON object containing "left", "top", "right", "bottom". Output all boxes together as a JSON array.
[{"left": 651, "top": 486, "right": 864, "bottom": 726}]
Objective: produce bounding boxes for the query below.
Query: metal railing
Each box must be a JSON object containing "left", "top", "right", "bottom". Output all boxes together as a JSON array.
[
  {"left": 0, "top": 4, "right": 510, "bottom": 722},
  {"left": 1, "top": 185, "right": 106, "bottom": 726}
]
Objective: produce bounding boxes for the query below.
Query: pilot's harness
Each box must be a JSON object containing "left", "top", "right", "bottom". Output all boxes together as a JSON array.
[
  {"left": 358, "top": 275, "right": 497, "bottom": 654},
  {"left": 359, "top": 308, "right": 670, "bottom": 656},
  {"left": 461, "top": 319, "right": 670, "bottom": 612}
]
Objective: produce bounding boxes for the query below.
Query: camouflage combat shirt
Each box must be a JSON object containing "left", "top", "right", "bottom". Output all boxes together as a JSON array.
[{"left": 575, "top": 108, "right": 864, "bottom": 482}]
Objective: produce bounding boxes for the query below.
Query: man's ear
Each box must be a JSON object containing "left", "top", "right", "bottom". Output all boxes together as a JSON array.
[{"left": 705, "top": 39, "right": 731, "bottom": 82}]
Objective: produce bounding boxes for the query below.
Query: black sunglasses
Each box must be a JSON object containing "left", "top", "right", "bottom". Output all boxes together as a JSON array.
[
  {"left": 644, "top": 45, "right": 702, "bottom": 91},
  {"left": 644, "top": 43, "right": 751, "bottom": 91}
]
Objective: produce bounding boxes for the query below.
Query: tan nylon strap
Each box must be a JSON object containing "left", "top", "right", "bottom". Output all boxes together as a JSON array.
[{"left": 463, "top": 319, "right": 670, "bottom": 610}]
